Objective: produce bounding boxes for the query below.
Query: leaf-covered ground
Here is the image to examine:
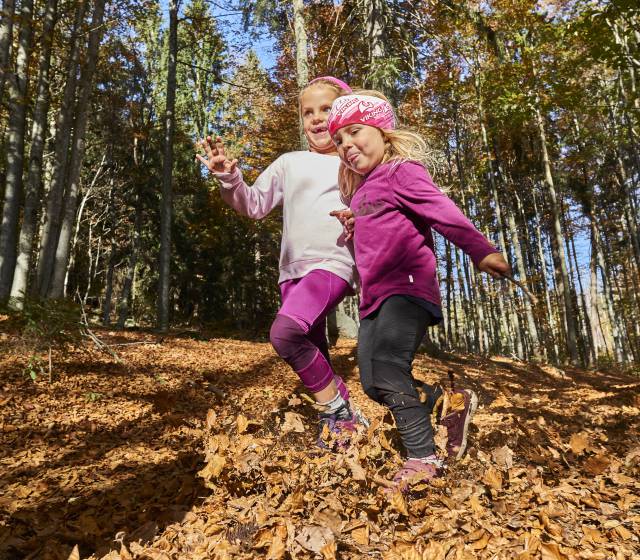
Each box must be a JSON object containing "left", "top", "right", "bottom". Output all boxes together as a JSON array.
[{"left": 1, "top": 326, "right": 639, "bottom": 559}]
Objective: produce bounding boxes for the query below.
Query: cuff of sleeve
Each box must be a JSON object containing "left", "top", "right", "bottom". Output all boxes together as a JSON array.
[
  {"left": 469, "top": 245, "right": 500, "bottom": 268},
  {"left": 213, "top": 167, "right": 243, "bottom": 189}
]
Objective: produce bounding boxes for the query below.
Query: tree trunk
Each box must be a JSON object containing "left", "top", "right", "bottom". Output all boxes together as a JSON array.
[
  {"left": 532, "top": 190, "right": 559, "bottom": 362},
  {"left": 36, "top": 0, "right": 87, "bottom": 297},
  {"left": 362, "top": 0, "right": 389, "bottom": 94},
  {"left": 506, "top": 206, "right": 540, "bottom": 358},
  {"left": 48, "top": 0, "right": 106, "bottom": 299},
  {"left": 9, "top": 0, "right": 58, "bottom": 306},
  {"left": 292, "top": 0, "right": 308, "bottom": 150},
  {"left": 157, "top": 0, "right": 179, "bottom": 332},
  {"left": 534, "top": 102, "right": 579, "bottom": 363},
  {"left": 0, "top": 0, "right": 34, "bottom": 300},
  {"left": 117, "top": 202, "right": 142, "bottom": 329},
  {"left": 0, "top": 0, "right": 15, "bottom": 103}
]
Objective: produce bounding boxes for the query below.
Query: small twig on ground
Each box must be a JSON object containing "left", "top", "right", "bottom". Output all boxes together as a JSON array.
[
  {"left": 108, "top": 340, "right": 160, "bottom": 347},
  {"left": 76, "top": 291, "right": 124, "bottom": 364},
  {"left": 48, "top": 346, "right": 52, "bottom": 383}
]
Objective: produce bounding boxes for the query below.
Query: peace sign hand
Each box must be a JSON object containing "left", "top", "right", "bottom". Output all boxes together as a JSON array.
[{"left": 195, "top": 136, "right": 238, "bottom": 174}]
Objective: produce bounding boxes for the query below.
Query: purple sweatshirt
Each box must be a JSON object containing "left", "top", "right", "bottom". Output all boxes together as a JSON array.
[{"left": 351, "top": 160, "right": 498, "bottom": 318}]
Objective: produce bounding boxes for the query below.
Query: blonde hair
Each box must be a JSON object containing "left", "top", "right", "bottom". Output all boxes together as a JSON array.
[
  {"left": 337, "top": 89, "right": 432, "bottom": 201},
  {"left": 298, "top": 79, "right": 351, "bottom": 117}
]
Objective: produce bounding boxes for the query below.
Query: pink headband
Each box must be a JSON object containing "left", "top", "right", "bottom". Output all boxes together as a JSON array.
[
  {"left": 308, "top": 76, "right": 352, "bottom": 93},
  {"left": 327, "top": 94, "right": 396, "bottom": 137}
]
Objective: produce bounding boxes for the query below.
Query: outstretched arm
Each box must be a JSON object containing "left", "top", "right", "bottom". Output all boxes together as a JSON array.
[{"left": 196, "top": 136, "right": 284, "bottom": 219}]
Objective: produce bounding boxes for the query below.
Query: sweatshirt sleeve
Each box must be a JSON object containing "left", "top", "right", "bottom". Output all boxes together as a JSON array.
[
  {"left": 212, "top": 155, "right": 285, "bottom": 219},
  {"left": 392, "top": 162, "right": 499, "bottom": 266}
]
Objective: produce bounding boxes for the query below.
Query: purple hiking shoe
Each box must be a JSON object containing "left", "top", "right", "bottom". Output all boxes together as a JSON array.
[
  {"left": 440, "top": 389, "right": 478, "bottom": 460},
  {"left": 317, "top": 403, "right": 368, "bottom": 450},
  {"left": 388, "top": 458, "right": 441, "bottom": 493}
]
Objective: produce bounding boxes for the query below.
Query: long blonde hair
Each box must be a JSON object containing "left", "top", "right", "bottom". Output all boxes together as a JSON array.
[{"left": 337, "top": 90, "right": 432, "bottom": 201}]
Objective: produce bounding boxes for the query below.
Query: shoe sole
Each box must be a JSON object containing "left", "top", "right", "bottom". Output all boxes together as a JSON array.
[{"left": 455, "top": 390, "right": 478, "bottom": 460}]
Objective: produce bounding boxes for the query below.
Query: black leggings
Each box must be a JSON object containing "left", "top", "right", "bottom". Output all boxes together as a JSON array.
[{"left": 358, "top": 295, "right": 435, "bottom": 458}]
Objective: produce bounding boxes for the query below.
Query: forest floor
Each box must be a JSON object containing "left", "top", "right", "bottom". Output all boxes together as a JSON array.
[{"left": 1, "top": 321, "right": 639, "bottom": 560}]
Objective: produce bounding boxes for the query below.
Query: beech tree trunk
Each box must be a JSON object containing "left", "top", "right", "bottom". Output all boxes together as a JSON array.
[
  {"left": 292, "top": 0, "right": 308, "bottom": 150},
  {"left": 157, "top": 0, "right": 179, "bottom": 331},
  {"left": 10, "top": 0, "right": 58, "bottom": 306},
  {"left": 36, "top": 0, "right": 87, "bottom": 297},
  {"left": 0, "top": 0, "right": 34, "bottom": 299},
  {"left": 0, "top": 0, "right": 15, "bottom": 102},
  {"left": 48, "top": 0, "right": 106, "bottom": 298}
]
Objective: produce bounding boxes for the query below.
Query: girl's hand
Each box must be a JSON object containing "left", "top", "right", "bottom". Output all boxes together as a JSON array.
[
  {"left": 478, "top": 252, "right": 511, "bottom": 279},
  {"left": 195, "top": 136, "right": 238, "bottom": 174},
  {"left": 330, "top": 209, "right": 355, "bottom": 241}
]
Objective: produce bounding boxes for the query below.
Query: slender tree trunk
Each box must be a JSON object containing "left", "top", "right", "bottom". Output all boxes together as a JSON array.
[
  {"left": 362, "top": 0, "right": 388, "bottom": 94},
  {"left": 0, "top": 0, "right": 34, "bottom": 300},
  {"left": 474, "top": 68, "right": 513, "bottom": 355},
  {"left": 48, "top": 0, "right": 106, "bottom": 298},
  {"left": 9, "top": 0, "right": 58, "bottom": 306},
  {"left": 534, "top": 102, "right": 579, "bottom": 363},
  {"left": 589, "top": 225, "right": 607, "bottom": 359},
  {"left": 36, "top": 0, "right": 87, "bottom": 297},
  {"left": 64, "top": 154, "right": 106, "bottom": 296},
  {"left": 0, "top": 0, "right": 16, "bottom": 102},
  {"left": 532, "top": 190, "right": 559, "bottom": 362},
  {"left": 593, "top": 218, "right": 624, "bottom": 363},
  {"left": 292, "top": 0, "right": 308, "bottom": 150},
  {"left": 157, "top": 0, "right": 179, "bottom": 332},
  {"left": 506, "top": 205, "right": 540, "bottom": 358},
  {"left": 101, "top": 247, "right": 116, "bottom": 326},
  {"left": 117, "top": 202, "right": 142, "bottom": 329}
]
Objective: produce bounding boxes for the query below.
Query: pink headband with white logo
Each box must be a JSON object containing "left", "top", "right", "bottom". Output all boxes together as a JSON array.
[
  {"left": 308, "top": 76, "right": 352, "bottom": 93},
  {"left": 327, "top": 94, "right": 396, "bottom": 137}
]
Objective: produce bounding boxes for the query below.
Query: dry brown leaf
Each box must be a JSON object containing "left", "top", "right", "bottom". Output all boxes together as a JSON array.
[
  {"left": 492, "top": 445, "right": 514, "bottom": 470},
  {"left": 583, "top": 454, "right": 611, "bottom": 475},
  {"left": 313, "top": 508, "right": 343, "bottom": 536},
  {"left": 388, "top": 490, "right": 409, "bottom": 516},
  {"left": 295, "top": 525, "right": 335, "bottom": 554},
  {"left": 198, "top": 453, "right": 225, "bottom": 480},
  {"left": 67, "top": 545, "right": 81, "bottom": 560},
  {"left": 266, "top": 525, "right": 287, "bottom": 560},
  {"left": 469, "top": 494, "right": 485, "bottom": 514},
  {"left": 236, "top": 414, "right": 249, "bottom": 434},
  {"left": 482, "top": 467, "right": 503, "bottom": 490},
  {"left": 569, "top": 432, "right": 590, "bottom": 455},
  {"left": 540, "top": 543, "right": 569, "bottom": 560},
  {"left": 205, "top": 409, "right": 217, "bottom": 430},
  {"left": 252, "top": 528, "right": 272, "bottom": 549},
  {"left": 469, "top": 531, "right": 490, "bottom": 550},
  {"left": 320, "top": 539, "right": 337, "bottom": 560},
  {"left": 345, "top": 452, "right": 367, "bottom": 481},
  {"left": 350, "top": 525, "right": 369, "bottom": 546},
  {"left": 282, "top": 411, "right": 305, "bottom": 433}
]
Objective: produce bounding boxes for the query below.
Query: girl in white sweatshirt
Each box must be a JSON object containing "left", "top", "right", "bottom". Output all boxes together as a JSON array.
[{"left": 196, "top": 77, "right": 366, "bottom": 446}]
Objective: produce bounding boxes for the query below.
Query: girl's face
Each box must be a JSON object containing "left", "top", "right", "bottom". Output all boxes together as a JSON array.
[
  {"left": 333, "top": 124, "right": 386, "bottom": 175},
  {"left": 300, "top": 85, "right": 338, "bottom": 154}
]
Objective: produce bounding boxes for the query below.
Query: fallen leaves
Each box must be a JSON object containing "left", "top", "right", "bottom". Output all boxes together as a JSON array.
[{"left": 2, "top": 329, "right": 639, "bottom": 559}]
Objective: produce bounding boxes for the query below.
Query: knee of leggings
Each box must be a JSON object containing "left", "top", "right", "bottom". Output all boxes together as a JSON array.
[{"left": 269, "top": 314, "right": 306, "bottom": 360}]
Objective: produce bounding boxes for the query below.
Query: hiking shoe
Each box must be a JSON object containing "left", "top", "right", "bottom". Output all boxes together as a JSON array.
[
  {"left": 389, "top": 458, "right": 441, "bottom": 493},
  {"left": 440, "top": 389, "right": 478, "bottom": 459},
  {"left": 317, "top": 402, "right": 366, "bottom": 450}
]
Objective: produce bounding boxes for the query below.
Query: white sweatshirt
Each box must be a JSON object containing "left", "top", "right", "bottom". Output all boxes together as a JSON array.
[{"left": 213, "top": 151, "right": 356, "bottom": 288}]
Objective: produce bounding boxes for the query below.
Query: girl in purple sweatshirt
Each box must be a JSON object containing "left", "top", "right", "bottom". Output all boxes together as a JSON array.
[
  {"left": 196, "top": 77, "right": 367, "bottom": 446},
  {"left": 327, "top": 91, "right": 511, "bottom": 490}
]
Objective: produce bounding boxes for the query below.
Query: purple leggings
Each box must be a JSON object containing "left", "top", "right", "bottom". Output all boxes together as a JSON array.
[{"left": 269, "top": 270, "right": 352, "bottom": 399}]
